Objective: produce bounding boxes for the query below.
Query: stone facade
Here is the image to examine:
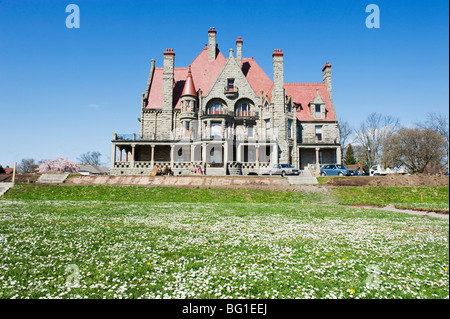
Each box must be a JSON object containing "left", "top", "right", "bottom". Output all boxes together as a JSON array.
[{"left": 110, "top": 29, "right": 341, "bottom": 175}]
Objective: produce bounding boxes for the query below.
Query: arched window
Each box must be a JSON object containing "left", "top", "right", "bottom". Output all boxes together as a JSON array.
[
  {"left": 235, "top": 103, "right": 251, "bottom": 116},
  {"left": 209, "top": 103, "right": 224, "bottom": 115}
]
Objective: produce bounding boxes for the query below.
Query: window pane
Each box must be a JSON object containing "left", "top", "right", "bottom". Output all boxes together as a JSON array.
[{"left": 211, "top": 122, "right": 221, "bottom": 138}]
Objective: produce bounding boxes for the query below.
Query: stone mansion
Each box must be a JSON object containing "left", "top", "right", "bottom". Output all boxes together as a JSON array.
[{"left": 110, "top": 28, "right": 341, "bottom": 176}]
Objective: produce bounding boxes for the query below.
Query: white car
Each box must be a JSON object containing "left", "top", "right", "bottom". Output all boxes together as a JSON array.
[
  {"left": 370, "top": 165, "right": 407, "bottom": 176},
  {"left": 265, "top": 164, "right": 300, "bottom": 177}
]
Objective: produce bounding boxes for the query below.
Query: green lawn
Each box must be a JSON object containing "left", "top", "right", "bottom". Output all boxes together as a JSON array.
[
  {"left": 334, "top": 187, "right": 449, "bottom": 211},
  {"left": 0, "top": 184, "right": 448, "bottom": 299}
]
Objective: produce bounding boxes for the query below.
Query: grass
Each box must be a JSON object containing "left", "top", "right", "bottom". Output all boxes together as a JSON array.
[
  {"left": 0, "top": 184, "right": 448, "bottom": 299},
  {"left": 334, "top": 187, "right": 449, "bottom": 211},
  {"left": 4, "top": 184, "right": 325, "bottom": 204}
]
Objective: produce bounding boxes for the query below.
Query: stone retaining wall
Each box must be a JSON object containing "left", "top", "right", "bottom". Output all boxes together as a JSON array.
[{"left": 66, "top": 175, "right": 291, "bottom": 189}]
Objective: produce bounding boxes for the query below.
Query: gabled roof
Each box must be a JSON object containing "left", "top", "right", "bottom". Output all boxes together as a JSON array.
[
  {"left": 144, "top": 44, "right": 337, "bottom": 122},
  {"left": 146, "top": 47, "right": 227, "bottom": 109},
  {"left": 284, "top": 83, "right": 336, "bottom": 122},
  {"left": 241, "top": 58, "right": 273, "bottom": 97},
  {"left": 145, "top": 48, "right": 276, "bottom": 109}
]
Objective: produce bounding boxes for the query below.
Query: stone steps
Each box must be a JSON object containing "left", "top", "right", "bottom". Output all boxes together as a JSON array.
[
  {"left": 287, "top": 170, "right": 318, "bottom": 185},
  {"left": 36, "top": 173, "right": 69, "bottom": 184},
  {"left": 0, "top": 183, "right": 14, "bottom": 197}
]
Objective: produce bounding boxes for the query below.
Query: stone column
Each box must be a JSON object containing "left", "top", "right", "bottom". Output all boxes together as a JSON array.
[
  {"left": 207, "top": 119, "right": 211, "bottom": 139},
  {"left": 237, "top": 142, "right": 242, "bottom": 162},
  {"left": 131, "top": 144, "right": 136, "bottom": 168},
  {"left": 191, "top": 144, "right": 195, "bottom": 163},
  {"left": 119, "top": 147, "right": 122, "bottom": 162},
  {"left": 111, "top": 144, "right": 116, "bottom": 168},
  {"left": 223, "top": 142, "right": 228, "bottom": 170},
  {"left": 336, "top": 146, "right": 342, "bottom": 164},
  {"left": 151, "top": 145, "right": 155, "bottom": 167},
  {"left": 202, "top": 142, "right": 207, "bottom": 165},
  {"left": 315, "top": 147, "right": 320, "bottom": 171},
  {"left": 221, "top": 119, "right": 225, "bottom": 139},
  {"left": 255, "top": 145, "right": 260, "bottom": 167},
  {"left": 170, "top": 145, "right": 174, "bottom": 168}
]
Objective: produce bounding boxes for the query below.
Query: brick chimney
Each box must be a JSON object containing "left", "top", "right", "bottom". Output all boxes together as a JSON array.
[{"left": 236, "top": 36, "right": 243, "bottom": 66}]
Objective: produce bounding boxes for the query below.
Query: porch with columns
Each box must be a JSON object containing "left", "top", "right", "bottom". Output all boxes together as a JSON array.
[{"left": 110, "top": 139, "right": 281, "bottom": 176}]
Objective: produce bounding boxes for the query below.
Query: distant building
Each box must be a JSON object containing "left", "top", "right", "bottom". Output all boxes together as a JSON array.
[
  {"left": 1, "top": 166, "right": 14, "bottom": 175},
  {"left": 78, "top": 165, "right": 109, "bottom": 176},
  {"left": 111, "top": 28, "right": 341, "bottom": 176}
]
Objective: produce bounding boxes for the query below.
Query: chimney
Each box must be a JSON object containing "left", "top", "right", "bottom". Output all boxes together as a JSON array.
[
  {"left": 163, "top": 48, "right": 175, "bottom": 112},
  {"left": 272, "top": 49, "right": 284, "bottom": 105},
  {"left": 322, "top": 61, "right": 332, "bottom": 99},
  {"left": 236, "top": 36, "right": 243, "bottom": 66},
  {"left": 208, "top": 27, "right": 217, "bottom": 60}
]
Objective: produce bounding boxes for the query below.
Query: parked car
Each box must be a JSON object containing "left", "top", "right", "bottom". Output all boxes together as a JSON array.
[
  {"left": 370, "top": 165, "right": 407, "bottom": 176},
  {"left": 265, "top": 164, "right": 300, "bottom": 177},
  {"left": 319, "top": 164, "right": 354, "bottom": 176}
]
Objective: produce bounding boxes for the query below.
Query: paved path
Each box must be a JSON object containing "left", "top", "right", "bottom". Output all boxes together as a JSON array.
[
  {"left": 0, "top": 183, "right": 14, "bottom": 197},
  {"left": 358, "top": 204, "right": 448, "bottom": 220},
  {"left": 288, "top": 170, "right": 318, "bottom": 185},
  {"left": 36, "top": 174, "right": 69, "bottom": 184}
]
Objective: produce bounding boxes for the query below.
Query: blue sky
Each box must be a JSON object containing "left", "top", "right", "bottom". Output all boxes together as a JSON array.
[{"left": 0, "top": 0, "right": 448, "bottom": 166}]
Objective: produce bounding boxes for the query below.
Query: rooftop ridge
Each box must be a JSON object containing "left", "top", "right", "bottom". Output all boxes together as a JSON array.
[{"left": 284, "top": 82, "right": 326, "bottom": 86}]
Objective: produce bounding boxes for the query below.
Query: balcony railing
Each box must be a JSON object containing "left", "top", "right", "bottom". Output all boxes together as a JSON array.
[
  {"left": 300, "top": 137, "right": 339, "bottom": 144},
  {"left": 115, "top": 133, "right": 138, "bottom": 141},
  {"left": 224, "top": 85, "right": 239, "bottom": 97}
]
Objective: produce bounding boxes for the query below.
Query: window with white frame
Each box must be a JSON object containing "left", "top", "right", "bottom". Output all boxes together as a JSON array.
[
  {"left": 315, "top": 126, "right": 323, "bottom": 141},
  {"left": 210, "top": 122, "right": 222, "bottom": 138},
  {"left": 248, "top": 125, "right": 254, "bottom": 137},
  {"left": 265, "top": 119, "right": 271, "bottom": 138},
  {"left": 287, "top": 119, "right": 292, "bottom": 138},
  {"left": 315, "top": 104, "right": 322, "bottom": 118}
]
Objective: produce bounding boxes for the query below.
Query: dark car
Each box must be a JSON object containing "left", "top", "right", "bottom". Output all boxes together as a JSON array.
[{"left": 319, "top": 164, "right": 354, "bottom": 176}]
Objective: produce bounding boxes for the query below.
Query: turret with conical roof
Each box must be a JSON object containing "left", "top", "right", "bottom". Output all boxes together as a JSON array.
[{"left": 180, "top": 66, "right": 198, "bottom": 138}]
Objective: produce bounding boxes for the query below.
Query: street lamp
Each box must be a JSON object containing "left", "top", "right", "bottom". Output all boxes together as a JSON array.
[{"left": 367, "top": 146, "right": 372, "bottom": 170}]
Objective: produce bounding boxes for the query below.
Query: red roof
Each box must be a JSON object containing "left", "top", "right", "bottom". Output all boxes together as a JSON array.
[
  {"left": 284, "top": 83, "right": 336, "bottom": 121},
  {"left": 146, "top": 47, "right": 227, "bottom": 109},
  {"left": 145, "top": 47, "right": 336, "bottom": 122},
  {"left": 2, "top": 166, "right": 13, "bottom": 174},
  {"left": 241, "top": 57, "right": 273, "bottom": 97},
  {"left": 181, "top": 66, "right": 197, "bottom": 97}
]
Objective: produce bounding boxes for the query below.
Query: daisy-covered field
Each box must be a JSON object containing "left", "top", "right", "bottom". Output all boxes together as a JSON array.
[{"left": 0, "top": 184, "right": 448, "bottom": 299}]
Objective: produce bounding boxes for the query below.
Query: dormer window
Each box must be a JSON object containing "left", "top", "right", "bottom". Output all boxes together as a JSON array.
[{"left": 315, "top": 104, "right": 321, "bottom": 118}]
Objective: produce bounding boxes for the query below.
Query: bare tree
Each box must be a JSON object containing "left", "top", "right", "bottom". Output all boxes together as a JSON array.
[
  {"left": 354, "top": 112, "right": 399, "bottom": 167},
  {"left": 338, "top": 119, "right": 352, "bottom": 157},
  {"left": 77, "top": 151, "right": 102, "bottom": 166},
  {"left": 417, "top": 112, "right": 449, "bottom": 168},
  {"left": 17, "top": 158, "right": 37, "bottom": 174},
  {"left": 384, "top": 127, "right": 446, "bottom": 173}
]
